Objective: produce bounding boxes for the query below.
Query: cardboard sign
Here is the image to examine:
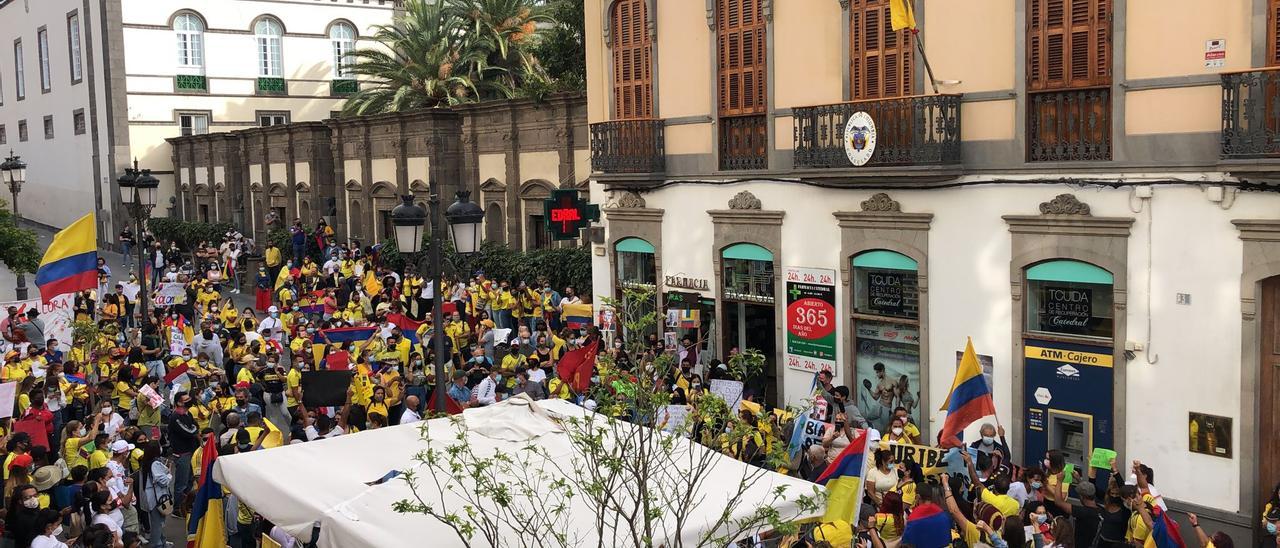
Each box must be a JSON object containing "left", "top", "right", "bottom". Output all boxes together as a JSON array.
[
  {"left": 886, "top": 442, "right": 948, "bottom": 475},
  {"left": 660, "top": 405, "right": 692, "bottom": 434},
  {"left": 800, "top": 417, "right": 833, "bottom": 451},
  {"left": 0, "top": 294, "right": 75, "bottom": 352},
  {"left": 169, "top": 329, "right": 188, "bottom": 356},
  {"left": 0, "top": 382, "right": 16, "bottom": 419},
  {"left": 153, "top": 282, "right": 188, "bottom": 307},
  {"left": 1089, "top": 447, "right": 1117, "bottom": 469},
  {"left": 120, "top": 283, "right": 140, "bottom": 302},
  {"left": 708, "top": 379, "right": 744, "bottom": 413}
]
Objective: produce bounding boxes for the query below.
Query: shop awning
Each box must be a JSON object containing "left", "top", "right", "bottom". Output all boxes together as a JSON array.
[{"left": 1026, "top": 259, "right": 1113, "bottom": 285}]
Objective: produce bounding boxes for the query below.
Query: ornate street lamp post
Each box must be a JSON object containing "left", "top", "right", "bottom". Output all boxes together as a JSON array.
[
  {"left": 0, "top": 152, "right": 29, "bottom": 300},
  {"left": 117, "top": 160, "right": 159, "bottom": 326}
]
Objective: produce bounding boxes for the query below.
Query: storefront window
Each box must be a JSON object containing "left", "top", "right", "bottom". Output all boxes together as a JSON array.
[
  {"left": 615, "top": 238, "right": 656, "bottom": 290},
  {"left": 852, "top": 250, "right": 919, "bottom": 320},
  {"left": 851, "top": 250, "right": 921, "bottom": 433},
  {"left": 1025, "top": 260, "right": 1114, "bottom": 339},
  {"left": 721, "top": 243, "right": 774, "bottom": 304}
]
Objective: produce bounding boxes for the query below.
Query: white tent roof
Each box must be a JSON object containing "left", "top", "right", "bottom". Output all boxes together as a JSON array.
[{"left": 213, "top": 397, "right": 823, "bottom": 548}]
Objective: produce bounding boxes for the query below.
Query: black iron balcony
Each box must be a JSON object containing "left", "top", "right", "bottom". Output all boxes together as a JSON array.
[
  {"left": 793, "top": 94, "right": 961, "bottom": 169},
  {"left": 1221, "top": 68, "right": 1280, "bottom": 159},
  {"left": 719, "top": 114, "right": 769, "bottom": 170},
  {"left": 1028, "top": 87, "right": 1112, "bottom": 162},
  {"left": 590, "top": 119, "right": 665, "bottom": 174}
]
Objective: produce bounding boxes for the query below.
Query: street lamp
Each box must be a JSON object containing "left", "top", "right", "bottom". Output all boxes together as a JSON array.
[
  {"left": 390, "top": 182, "right": 484, "bottom": 413},
  {"left": 1, "top": 151, "right": 29, "bottom": 300},
  {"left": 117, "top": 159, "right": 159, "bottom": 326}
]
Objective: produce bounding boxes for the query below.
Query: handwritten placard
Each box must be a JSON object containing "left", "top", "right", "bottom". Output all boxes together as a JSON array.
[{"left": 708, "top": 379, "right": 744, "bottom": 413}]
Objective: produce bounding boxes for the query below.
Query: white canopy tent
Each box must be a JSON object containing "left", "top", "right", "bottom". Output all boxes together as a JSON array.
[{"left": 213, "top": 397, "right": 824, "bottom": 548}]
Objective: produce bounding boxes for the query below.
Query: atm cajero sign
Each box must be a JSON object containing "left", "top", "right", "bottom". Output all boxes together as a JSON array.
[{"left": 1024, "top": 345, "right": 1113, "bottom": 368}]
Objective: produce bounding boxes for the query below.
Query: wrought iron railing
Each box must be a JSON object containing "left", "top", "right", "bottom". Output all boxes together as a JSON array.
[
  {"left": 719, "top": 114, "right": 768, "bottom": 170},
  {"left": 331, "top": 79, "right": 359, "bottom": 96},
  {"left": 793, "top": 94, "right": 961, "bottom": 168},
  {"left": 1028, "top": 87, "right": 1112, "bottom": 162},
  {"left": 590, "top": 119, "right": 665, "bottom": 173},
  {"left": 256, "top": 77, "right": 286, "bottom": 95},
  {"left": 175, "top": 75, "right": 207, "bottom": 92},
  {"left": 1221, "top": 68, "right": 1280, "bottom": 158},
  {"left": 722, "top": 258, "right": 774, "bottom": 304}
]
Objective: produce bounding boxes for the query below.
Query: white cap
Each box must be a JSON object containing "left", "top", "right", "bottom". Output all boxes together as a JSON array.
[
  {"left": 110, "top": 440, "right": 135, "bottom": 454},
  {"left": 268, "top": 305, "right": 279, "bottom": 313}
]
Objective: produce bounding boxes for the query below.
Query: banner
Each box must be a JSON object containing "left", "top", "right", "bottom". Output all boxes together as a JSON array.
[
  {"left": 885, "top": 442, "right": 947, "bottom": 475},
  {"left": 784, "top": 267, "right": 837, "bottom": 373},
  {"left": 0, "top": 293, "right": 75, "bottom": 352},
  {"left": 153, "top": 282, "right": 187, "bottom": 307}
]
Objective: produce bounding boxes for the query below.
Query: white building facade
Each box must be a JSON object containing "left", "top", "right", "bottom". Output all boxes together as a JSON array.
[{"left": 0, "top": 0, "right": 397, "bottom": 236}]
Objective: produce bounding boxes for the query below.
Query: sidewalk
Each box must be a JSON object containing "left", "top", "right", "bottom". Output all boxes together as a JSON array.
[{"left": 0, "top": 221, "right": 254, "bottom": 311}]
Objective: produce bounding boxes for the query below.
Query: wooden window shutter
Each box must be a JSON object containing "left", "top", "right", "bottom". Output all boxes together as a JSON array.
[
  {"left": 1269, "top": 0, "right": 1280, "bottom": 65},
  {"left": 850, "top": 0, "right": 914, "bottom": 100},
  {"left": 611, "top": 0, "right": 653, "bottom": 119},
  {"left": 1027, "top": 0, "right": 1110, "bottom": 91},
  {"left": 717, "top": 0, "right": 767, "bottom": 117}
]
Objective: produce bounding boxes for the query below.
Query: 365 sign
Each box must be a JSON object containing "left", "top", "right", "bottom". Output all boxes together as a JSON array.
[{"left": 784, "top": 267, "right": 837, "bottom": 373}]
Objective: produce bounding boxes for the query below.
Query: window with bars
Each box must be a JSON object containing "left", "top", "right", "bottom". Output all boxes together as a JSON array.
[
  {"left": 175, "top": 13, "right": 205, "bottom": 70},
  {"left": 611, "top": 0, "right": 653, "bottom": 119},
  {"left": 37, "top": 28, "right": 50, "bottom": 92},
  {"left": 43, "top": 115, "right": 53, "bottom": 139},
  {"left": 850, "top": 0, "right": 914, "bottom": 100},
  {"left": 17, "top": 120, "right": 27, "bottom": 142},
  {"left": 68, "top": 12, "right": 83, "bottom": 84},
  {"left": 73, "top": 109, "right": 85, "bottom": 135},
  {"left": 258, "top": 112, "right": 289, "bottom": 127},
  {"left": 330, "top": 22, "right": 356, "bottom": 79},
  {"left": 255, "top": 18, "right": 284, "bottom": 78},
  {"left": 716, "top": 0, "right": 767, "bottom": 170},
  {"left": 0, "top": 125, "right": 6, "bottom": 145},
  {"left": 1271, "top": 0, "right": 1280, "bottom": 65},
  {"left": 14, "top": 39, "right": 25, "bottom": 100},
  {"left": 1026, "top": 0, "right": 1112, "bottom": 161}
]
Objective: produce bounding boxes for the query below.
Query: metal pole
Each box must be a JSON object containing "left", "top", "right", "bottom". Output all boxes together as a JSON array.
[
  {"left": 429, "top": 181, "right": 446, "bottom": 413},
  {"left": 11, "top": 188, "right": 27, "bottom": 301},
  {"left": 136, "top": 213, "right": 148, "bottom": 327}
]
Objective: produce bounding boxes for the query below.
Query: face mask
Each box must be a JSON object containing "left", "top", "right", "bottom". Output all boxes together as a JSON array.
[
  {"left": 1268, "top": 523, "right": 1278, "bottom": 535},
  {"left": 171, "top": 314, "right": 179, "bottom": 320},
  {"left": 101, "top": 406, "right": 112, "bottom": 416},
  {"left": 892, "top": 427, "right": 904, "bottom": 435},
  {"left": 77, "top": 427, "right": 87, "bottom": 437},
  {"left": 982, "top": 436, "right": 995, "bottom": 445},
  {"left": 202, "top": 330, "right": 212, "bottom": 338},
  {"left": 22, "top": 497, "right": 38, "bottom": 509},
  {"left": 414, "top": 360, "right": 423, "bottom": 366},
  {"left": 1031, "top": 481, "right": 1043, "bottom": 490},
  {"left": 1036, "top": 514, "right": 1048, "bottom": 525},
  {"left": 271, "top": 312, "right": 279, "bottom": 318},
  {"left": 494, "top": 374, "right": 503, "bottom": 384},
  {"left": 52, "top": 525, "right": 62, "bottom": 537}
]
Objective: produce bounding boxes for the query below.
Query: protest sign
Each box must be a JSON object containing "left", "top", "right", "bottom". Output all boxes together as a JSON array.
[
  {"left": 138, "top": 384, "right": 165, "bottom": 410},
  {"left": 660, "top": 405, "right": 692, "bottom": 434},
  {"left": 153, "top": 282, "right": 187, "bottom": 307},
  {"left": 708, "top": 379, "right": 744, "bottom": 413},
  {"left": 945, "top": 447, "right": 980, "bottom": 475},
  {"left": 0, "top": 382, "right": 16, "bottom": 419},
  {"left": 0, "top": 293, "right": 74, "bottom": 352},
  {"left": 169, "top": 329, "right": 188, "bottom": 356},
  {"left": 1089, "top": 447, "right": 1117, "bottom": 469},
  {"left": 121, "top": 283, "right": 140, "bottom": 302},
  {"left": 885, "top": 442, "right": 948, "bottom": 475},
  {"left": 800, "top": 417, "right": 833, "bottom": 451}
]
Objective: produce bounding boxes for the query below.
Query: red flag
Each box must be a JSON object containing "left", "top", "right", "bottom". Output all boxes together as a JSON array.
[
  {"left": 196, "top": 433, "right": 219, "bottom": 489},
  {"left": 325, "top": 349, "right": 350, "bottom": 371},
  {"left": 426, "top": 387, "right": 465, "bottom": 415},
  {"left": 557, "top": 339, "right": 599, "bottom": 394},
  {"left": 386, "top": 313, "right": 424, "bottom": 334}
]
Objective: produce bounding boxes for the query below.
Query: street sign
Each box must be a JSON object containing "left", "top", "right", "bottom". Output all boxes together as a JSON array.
[{"left": 543, "top": 189, "right": 600, "bottom": 241}]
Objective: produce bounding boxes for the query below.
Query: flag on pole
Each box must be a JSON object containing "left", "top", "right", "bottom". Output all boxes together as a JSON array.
[
  {"left": 556, "top": 338, "right": 599, "bottom": 393},
  {"left": 938, "top": 338, "right": 997, "bottom": 448},
  {"left": 890, "top": 0, "right": 917, "bottom": 31},
  {"left": 1151, "top": 506, "right": 1188, "bottom": 548},
  {"left": 560, "top": 303, "right": 594, "bottom": 330},
  {"left": 35, "top": 213, "right": 98, "bottom": 304},
  {"left": 186, "top": 434, "right": 226, "bottom": 548},
  {"left": 815, "top": 428, "right": 869, "bottom": 523}
]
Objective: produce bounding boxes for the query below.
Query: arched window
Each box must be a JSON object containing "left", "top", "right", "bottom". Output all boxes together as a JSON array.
[
  {"left": 615, "top": 238, "right": 656, "bottom": 290},
  {"left": 1025, "top": 259, "right": 1114, "bottom": 339},
  {"left": 329, "top": 22, "right": 356, "bottom": 79},
  {"left": 174, "top": 13, "right": 204, "bottom": 70},
  {"left": 851, "top": 249, "right": 922, "bottom": 433},
  {"left": 610, "top": 0, "right": 652, "bottom": 119},
  {"left": 721, "top": 243, "right": 773, "bottom": 304},
  {"left": 255, "top": 18, "right": 284, "bottom": 77}
]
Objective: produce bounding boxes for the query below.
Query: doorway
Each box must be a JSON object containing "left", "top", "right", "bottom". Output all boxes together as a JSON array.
[
  {"left": 724, "top": 301, "right": 777, "bottom": 408},
  {"left": 1259, "top": 277, "right": 1280, "bottom": 526}
]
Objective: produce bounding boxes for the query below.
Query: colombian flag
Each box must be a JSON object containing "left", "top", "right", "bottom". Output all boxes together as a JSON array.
[
  {"left": 1150, "top": 506, "right": 1188, "bottom": 548},
  {"left": 938, "top": 338, "right": 997, "bottom": 448},
  {"left": 901, "top": 502, "right": 954, "bottom": 548},
  {"left": 314, "top": 326, "right": 377, "bottom": 345},
  {"left": 35, "top": 213, "right": 98, "bottom": 304},
  {"left": 561, "top": 302, "right": 594, "bottom": 330},
  {"left": 186, "top": 434, "right": 226, "bottom": 548},
  {"left": 815, "top": 428, "right": 869, "bottom": 523}
]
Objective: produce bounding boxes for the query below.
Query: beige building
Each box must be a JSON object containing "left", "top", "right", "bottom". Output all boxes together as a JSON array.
[{"left": 585, "top": 0, "right": 1280, "bottom": 539}]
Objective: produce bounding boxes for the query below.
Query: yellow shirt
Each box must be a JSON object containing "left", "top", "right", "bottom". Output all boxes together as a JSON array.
[
  {"left": 1127, "top": 508, "right": 1152, "bottom": 545},
  {"left": 445, "top": 322, "right": 471, "bottom": 353},
  {"left": 492, "top": 291, "right": 514, "bottom": 311},
  {"left": 114, "top": 381, "right": 135, "bottom": 411},
  {"left": 351, "top": 371, "right": 374, "bottom": 407},
  {"left": 501, "top": 353, "right": 525, "bottom": 372},
  {"left": 368, "top": 402, "right": 389, "bottom": 422},
  {"left": 286, "top": 368, "right": 302, "bottom": 408},
  {"left": 89, "top": 449, "right": 110, "bottom": 471},
  {"left": 873, "top": 514, "right": 903, "bottom": 541},
  {"left": 60, "top": 377, "right": 88, "bottom": 403},
  {"left": 236, "top": 366, "right": 256, "bottom": 385},
  {"left": 1, "top": 362, "right": 27, "bottom": 383},
  {"left": 189, "top": 403, "right": 211, "bottom": 431},
  {"left": 63, "top": 437, "right": 89, "bottom": 470},
  {"left": 265, "top": 247, "right": 282, "bottom": 268},
  {"left": 548, "top": 378, "right": 572, "bottom": 399},
  {"left": 379, "top": 370, "right": 402, "bottom": 405},
  {"left": 981, "top": 486, "right": 1021, "bottom": 518}
]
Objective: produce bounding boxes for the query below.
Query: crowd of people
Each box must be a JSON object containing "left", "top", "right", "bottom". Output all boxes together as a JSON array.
[{"left": 0, "top": 217, "right": 1266, "bottom": 548}]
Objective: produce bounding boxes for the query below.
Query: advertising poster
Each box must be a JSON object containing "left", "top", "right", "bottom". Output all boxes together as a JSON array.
[
  {"left": 1188, "top": 412, "right": 1232, "bottom": 459},
  {"left": 783, "top": 267, "right": 837, "bottom": 373},
  {"left": 854, "top": 321, "right": 920, "bottom": 432},
  {"left": 0, "top": 294, "right": 75, "bottom": 352}
]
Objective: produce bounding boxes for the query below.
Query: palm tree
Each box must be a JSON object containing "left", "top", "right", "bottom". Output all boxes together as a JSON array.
[{"left": 341, "top": 0, "right": 552, "bottom": 115}]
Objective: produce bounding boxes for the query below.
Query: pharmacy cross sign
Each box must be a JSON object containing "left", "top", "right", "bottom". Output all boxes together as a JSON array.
[{"left": 543, "top": 189, "right": 600, "bottom": 240}]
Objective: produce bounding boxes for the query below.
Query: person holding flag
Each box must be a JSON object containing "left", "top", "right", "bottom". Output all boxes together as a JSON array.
[
  {"left": 939, "top": 338, "right": 997, "bottom": 448},
  {"left": 34, "top": 213, "right": 98, "bottom": 304}
]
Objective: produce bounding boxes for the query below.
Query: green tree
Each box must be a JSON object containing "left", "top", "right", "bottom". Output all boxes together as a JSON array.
[
  {"left": 0, "top": 198, "right": 40, "bottom": 276},
  {"left": 342, "top": 0, "right": 552, "bottom": 115},
  {"left": 530, "top": 0, "right": 586, "bottom": 92}
]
